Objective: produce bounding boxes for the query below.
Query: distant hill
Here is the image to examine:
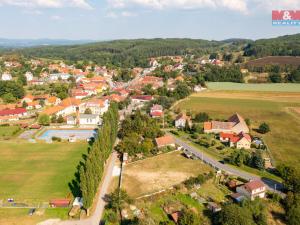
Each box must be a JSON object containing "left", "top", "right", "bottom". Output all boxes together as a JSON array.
[
  {"left": 0, "top": 38, "right": 95, "bottom": 48},
  {"left": 4, "top": 39, "right": 227, "bottom": 67},
  {"left": 243, "top": 33, "right": 300, "bottom": 57}
]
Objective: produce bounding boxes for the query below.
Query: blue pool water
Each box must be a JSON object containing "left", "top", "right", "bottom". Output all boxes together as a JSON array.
[{"left": 38, "top": 129, "right": 97, "bottom": 140}]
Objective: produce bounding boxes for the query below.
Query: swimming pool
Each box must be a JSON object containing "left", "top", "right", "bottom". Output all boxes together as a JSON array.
[{"left": 38, "top": 129, "right": 97, "bottom": 140}]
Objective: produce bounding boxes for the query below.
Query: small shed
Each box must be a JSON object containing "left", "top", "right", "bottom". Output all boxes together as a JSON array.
[{"left": 49, "top": 199, "right": 70, "bottom": 208}]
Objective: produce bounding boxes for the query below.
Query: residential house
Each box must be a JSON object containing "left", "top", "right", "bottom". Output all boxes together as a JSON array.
[
  {"left": 49, "top": 73, "right": 71, "bottom": 82},
  {"left": 79, "top": 99, "right": 109, "bottom": 115},
  {"left": 66, "top": 115, "right": 77, "bottom": 125},
  {"left": 155, "top": 135, "right": 176, "bottom": 148},
  {"left": 175, "top": 113, "right": 192, "bottom": 128},
  {"left": 0, "top": 108, "right": 27, "bottom": 118},
  {"left": 25, "top": 101, "right": 42, "bottom": 110},
  {"left": 1, "top": 72, "right": 12, "bottom": 81},
  {"left": 149, "top": 58, "right": 159, "bottom": 68},
  {"left": 25, "top": 72, "right": 34, "bottom": 82},
  {"left": 150, "top": 104, "right": 163, "bottom": 118},
  {"left": 21, "top": 94, "right": 35, "bottom": 103},
  {"left": 236, "top": 180, "right": 266, "bottom": 200},
  {"left": 204, "top": 113, "right": 249, "bottom": 134},
  {"left": 45, "top": 96, "right": 61, "bottom": 106},
  {"left": 131, "top": 95, "right": 153, "bottom": 106},
  {"left": 79, "top": 114, "right": 101, "bottom": 125},
  {"left": 220, "top": 132, "right": 252, "bottom": 149}
]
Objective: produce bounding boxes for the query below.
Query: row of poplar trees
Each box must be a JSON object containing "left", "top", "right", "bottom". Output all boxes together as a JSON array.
[{"left": 79, "top": 102, "right": 119, "bottom": 210}]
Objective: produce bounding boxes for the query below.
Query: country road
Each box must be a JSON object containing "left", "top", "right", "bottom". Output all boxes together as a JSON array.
[
  {"left": 171, "top": 135, "right": 284, "bottom": 194},
  {"left": 39, "top": 152, "right": 118, "bottom": 225}
]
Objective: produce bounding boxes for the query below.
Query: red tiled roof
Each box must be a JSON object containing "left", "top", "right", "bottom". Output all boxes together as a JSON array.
[
  {"left": 131, "top": 95, "right": 153, "bottom": 101},
  {"left": 204, "top": 122, "right": 212, "bottom": 131},
  {"left": 0, "top": 108, "right": 26, "bottom": 116},
  {"left": 151, "top": 111, "right": 163, "bottom": 117},
  {"left": 244, "top": 180, "right": 265, "bottom": 191},
  {"left": 155, "top": 135, "right": 175, "bottom": 148}
]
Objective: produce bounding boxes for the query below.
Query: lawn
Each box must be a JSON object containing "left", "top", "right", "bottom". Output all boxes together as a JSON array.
[
  {"left": 206, "top": 82, "right": 300, "bottom": 92},
  {"left": 0, "top": 142, "right": 86, "bottom": 203},
  {"left": 175, "top": 90, "right": 300, "bottom": 166},
  {"left": 0, "top": 208, "right": 69, "bottom": 225},
  {"left": 122, "top": 151, "right": 213, "bottom": 198},
  {"left": 0, "top": 125, "right": 21, "bottom": 139}
]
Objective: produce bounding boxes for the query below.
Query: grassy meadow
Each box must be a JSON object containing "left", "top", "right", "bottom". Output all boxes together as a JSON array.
[
  {"left": 122, "top": 151, "right": 212, "bottom": 198},
  {"left": 175, "top": 88, "right": 300, "bottom": 166},
  {"left": 206, "top": 82, "right": 300, "bottom": 92},
  {"left": 0, "top": 142, "right": 86, "bottom": 203}
]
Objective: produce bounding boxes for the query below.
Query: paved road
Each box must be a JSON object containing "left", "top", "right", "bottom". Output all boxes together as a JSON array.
[
  {"left": 39, "top": 152, "right": 118, "bottom": 225},
  {"left": 171, "top": 135, "right": 284, "bottom": 194}
]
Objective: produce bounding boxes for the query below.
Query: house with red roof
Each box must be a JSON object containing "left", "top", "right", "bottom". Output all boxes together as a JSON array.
[
  {"left": 150, "top": 104, "right": 163, "bottom": 118},
  {"left": 155, "top": 135, "right": 175, "bottom": 148},
  {"left": 79, "top": 99, "right": 109, "bottom": 115},
  {"left": 204, "top": 113, "right": 249, "bottom": 134},
  {"left": 220, "top": 132, "right": 251, "bottom": 149},
  {"left": 0, "top": 108, "right": 27, "bottom": 118},
  {"left": 236, "top": 180, "right": 266, "bottom": 200},
  {"left": 131, "top": 95, "right": 153, "bottom": 104}
]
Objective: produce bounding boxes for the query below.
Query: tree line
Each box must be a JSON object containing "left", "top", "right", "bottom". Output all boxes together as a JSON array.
[{"left": 79, "top": 102, "right": 119, "bottom": 210}]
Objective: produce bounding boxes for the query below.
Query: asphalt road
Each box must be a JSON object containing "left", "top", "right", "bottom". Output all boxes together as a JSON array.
[{"left": 171, "top": 135, "right": 284, "bottom": 194}]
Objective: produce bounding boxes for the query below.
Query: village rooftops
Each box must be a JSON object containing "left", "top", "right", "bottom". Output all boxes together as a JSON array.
[
  {"left": 0, "top": 108, "right": 27, "bottom": 116},
  {"left": 131, "top": 95, "right": 153, "bottom": 101}
]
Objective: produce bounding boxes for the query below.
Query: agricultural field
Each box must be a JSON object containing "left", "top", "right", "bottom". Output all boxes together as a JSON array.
[
  {"left": 245, "top": 56, "right": 300, "bottom": 68},
  {"left": 0, "top": 142, "right": 86, "bottom": 203},
  {"left": 122, "top": 151, "right": 213, "bottom": 198},
  {"left": 175, "top": 88, "right": 300, "bottom": 166},
  {"left": 206, "top": 82, "right": 300, "bottom": 92}
]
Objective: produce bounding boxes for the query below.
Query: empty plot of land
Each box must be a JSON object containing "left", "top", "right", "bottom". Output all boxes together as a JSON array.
[{"left": 122, "top": 151, "right": 212, "bottom": 198}]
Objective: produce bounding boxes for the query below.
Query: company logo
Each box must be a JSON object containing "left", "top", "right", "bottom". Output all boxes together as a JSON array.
[{"left": 272, "top": 10, "right": 300, "bottom": 26}]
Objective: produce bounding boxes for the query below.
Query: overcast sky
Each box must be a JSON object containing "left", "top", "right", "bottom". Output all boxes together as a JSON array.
[{"left": 0, "top": 0, "right": 299, "bottom": 40}]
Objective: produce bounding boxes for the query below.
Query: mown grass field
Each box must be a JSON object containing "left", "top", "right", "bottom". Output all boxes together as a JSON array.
[
  {"left": 122, "top": 151, "right": 212, "bottom": 198},
  {"left": 175, "top": 89, "right": 300, "bottom": 166},
  {"left": 0, "top": 208, "right": 69, "bottom": 225},
  {"left": 206, "top": 82, "right": 300, "bottom": 92},
  {"left": 0, "top": 142, "right": 86, "bottom": 202}
]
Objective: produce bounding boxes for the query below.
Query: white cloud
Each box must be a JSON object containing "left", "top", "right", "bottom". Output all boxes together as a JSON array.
[
  {"left": 0, "top": 0, "right": 92, "bottom": 9},
  {"left": 107, "top": 0, "right": 300, "bottom": 14},
  {"left": 106, "top": 10, "right": 137, "bottom": 18},
  {"left": 107, "top": 0, "right": 248, "bottom": 13}
]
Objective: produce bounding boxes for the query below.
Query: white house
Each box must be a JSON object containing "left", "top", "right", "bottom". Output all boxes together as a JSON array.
[
  {"left": 1, "top": 72, "right": 12, "bottom": 81},
  {"left": 79, "top": 114, "right": 101, "bottom": 125},
  {"left": 67, "top": 115, "right": 77, "bottom": 125},
  {"left": 175, "top": 113, "right": 192, "bottom": 128},
  {"left": 79, "top": 99, "right": 109, "bottom": 115},
  {"left": 25, "top": 72, "right": 34, "bottom": 82},
  {"left": 49, "top": 73, "right": 71, "bottom": 81},
  {"left": 236, "top": 180, "right": 266, "bottom": 200}
]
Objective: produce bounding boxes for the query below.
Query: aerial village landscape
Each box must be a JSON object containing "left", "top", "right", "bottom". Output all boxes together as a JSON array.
[{"left": 0, "top": 1, "right": 300, "bottom": 225}]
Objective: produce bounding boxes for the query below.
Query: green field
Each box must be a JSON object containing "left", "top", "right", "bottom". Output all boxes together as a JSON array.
[
  {"left": 175, "top": 90, "right": 300, "bottom": 166},
  {"left": 0, "top": 126, "right": 21, "bottom": 139},
  {"left": 0, "top": 142, "right": 86, "bottom": 202},
  {"left": 207, "top": 82, "right": 300, "bottom": 92}
]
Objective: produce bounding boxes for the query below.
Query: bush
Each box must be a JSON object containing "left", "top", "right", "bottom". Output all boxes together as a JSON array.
[
  {"left": 52, "top": 136, "right": 62, "bottom": 142},
  {"left": 258, "top": 122, "right": 270, "bottom": 134},
  {"left": 190, "top": 133, "right": 199, "bottom": 139}
]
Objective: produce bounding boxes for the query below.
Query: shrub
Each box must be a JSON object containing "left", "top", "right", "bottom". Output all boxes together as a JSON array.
[
  {"left": 52, "top": 136, "right": 62, "bottom": 142},
  {"left": 258, "top": 122, "right": 270, "bottom": 134}
]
